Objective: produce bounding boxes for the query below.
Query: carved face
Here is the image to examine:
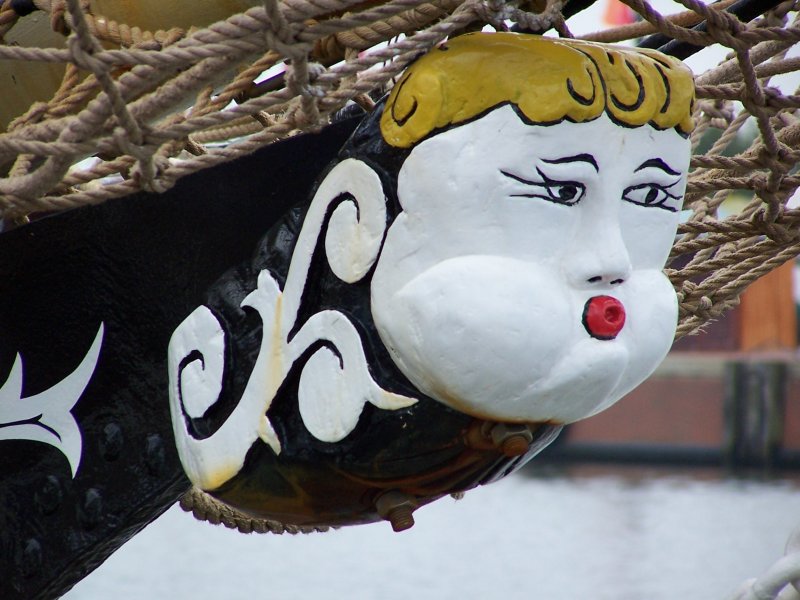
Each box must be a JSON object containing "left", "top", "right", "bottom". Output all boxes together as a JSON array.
[{"left": 371, "top": 106, "right": 689, "bottom": 424}]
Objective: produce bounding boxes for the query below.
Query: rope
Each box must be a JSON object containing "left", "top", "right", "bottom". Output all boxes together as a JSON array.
[
  {"left": 0, "top": 0, "right": 799, "bottom": 337},
  {"left": 727, "top": 525, "right": 800, "bottom": 600},
  {"left": 179, "top": 487, "right": 331, "bottom": 534}
]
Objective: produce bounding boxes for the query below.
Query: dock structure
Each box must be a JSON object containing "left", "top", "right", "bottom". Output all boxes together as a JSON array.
[{"left": 550, "top": 353, "right": 800, "bottom": 469}]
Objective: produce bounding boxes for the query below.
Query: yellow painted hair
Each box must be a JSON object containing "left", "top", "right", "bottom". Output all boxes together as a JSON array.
[{"left": 380, "top": 32, "right": 695, "bottom": 148}]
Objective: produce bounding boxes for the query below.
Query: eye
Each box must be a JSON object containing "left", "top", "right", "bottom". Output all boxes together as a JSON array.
[
  {"left": 622, "top": 183, "right": 680, "bottom": 212},
  {"left": 549, "top": 183, "right": 581, "bottom": 203},
  {"left": 501, "top": 169, "right": 586, "bottom": 206}
]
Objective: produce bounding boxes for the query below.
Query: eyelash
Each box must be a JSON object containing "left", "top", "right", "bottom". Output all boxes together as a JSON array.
[
  {"left": 622, "top": 181, "right": 681, "bottom": 212},
  {"left": 501, "top": 169, "right": 682, "bottom": 212},
  {"left": 501, "top": 168, "right": 586, "bottom": 206}
]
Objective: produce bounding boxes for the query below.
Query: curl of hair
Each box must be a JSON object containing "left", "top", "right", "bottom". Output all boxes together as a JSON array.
[{"left": 380, "top": 32, "right": 695, "bottom": 148}]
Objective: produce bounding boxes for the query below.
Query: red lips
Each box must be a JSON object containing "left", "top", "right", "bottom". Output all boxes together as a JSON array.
[{"left": 583, "top": 296, "right": 626, "bottom": 340}]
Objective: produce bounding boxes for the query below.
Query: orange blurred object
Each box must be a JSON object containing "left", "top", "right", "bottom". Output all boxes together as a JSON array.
[
  {"left": 603, "top": 0, "right": 638, "bottom": 26},
  {"left": 739, "top": 260, "right": 798, "bottom": 352}
]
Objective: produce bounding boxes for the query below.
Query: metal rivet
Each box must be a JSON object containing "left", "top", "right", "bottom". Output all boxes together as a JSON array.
[
  {"left": 500, "top": 434, "right": 531, "bottom": 457},
  {"left": 79, "top": 488, "right": 103, "bottom": 530},
  {"left": 99, "top": 422, "right": 123, "bottom": 461},
  {"left": 490, "top": 424, "right": 534, "bottom": 458},
  {"left": 375, "top": 491, "right": 417, "bottom": 532},
  {"left": 34, "top": 475, "right": 63, "bottom": 515},
  {"left": 462, "top": 421, "right": 495, "bottom": 451},
  {"left": 19, "top": 538, "right": 42, "bottom": 578},
  {"left": 144, "top": 434, "right": 165, "bottom": 476}
]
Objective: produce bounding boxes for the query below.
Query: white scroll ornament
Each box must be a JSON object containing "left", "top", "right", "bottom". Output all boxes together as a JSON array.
[{"left": 168, "top": 159, "right": 417, "bottom": 491}]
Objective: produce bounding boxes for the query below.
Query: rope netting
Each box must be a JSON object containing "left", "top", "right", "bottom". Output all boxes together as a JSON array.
[{"left": 0, "top": 0, "right": 798, "bottom": 336}]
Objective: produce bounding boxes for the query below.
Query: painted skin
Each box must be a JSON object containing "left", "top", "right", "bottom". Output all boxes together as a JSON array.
[{"left": 371, "top": 107, "right": 689, "bottom": 425}]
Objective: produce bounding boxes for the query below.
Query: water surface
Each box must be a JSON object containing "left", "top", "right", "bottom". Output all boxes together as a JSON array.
[{"left": 65, "top": 466, "right": 800, "bottom": 600}]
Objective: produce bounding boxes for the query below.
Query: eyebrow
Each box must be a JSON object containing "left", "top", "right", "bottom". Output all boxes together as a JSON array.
[
  {"left": 542, "top": 154, "right": 599, "bottom": 172},
  {"left": 635, "top": 158, "right": 680, "bottom": 175}
]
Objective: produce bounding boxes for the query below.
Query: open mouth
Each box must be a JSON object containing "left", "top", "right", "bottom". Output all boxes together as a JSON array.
[{"left": 583, "top": 295, "right": 626, "bottom": 340}]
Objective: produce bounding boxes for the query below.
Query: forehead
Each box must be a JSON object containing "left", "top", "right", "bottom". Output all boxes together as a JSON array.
[{"left": 408, "top": 106, "right": 690, "bottom": 171}]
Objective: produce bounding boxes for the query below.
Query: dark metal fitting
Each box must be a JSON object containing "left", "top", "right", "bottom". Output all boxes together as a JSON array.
[
  {"left": 463, "top": 420, "right": 496, "bottom": 450},
  {"left": 375, "top": 490, "right": 418, "bottom": 533},
  {"left": 490, "top": 423, "right": 534, "bottom": 458}
]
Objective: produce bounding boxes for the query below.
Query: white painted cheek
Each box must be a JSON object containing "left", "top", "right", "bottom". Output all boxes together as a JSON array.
[
  {"left": 370, "top": 213, "right": 440, "bottom": 319},
  {"left": 373, "top": 256, "right": 572, "bottom": 417},
  {"left": 620, "top": 204, "right": 681, "bottom": 270},
  {"left": 490, "top": 198, "right": 576, "bottom": 263}
]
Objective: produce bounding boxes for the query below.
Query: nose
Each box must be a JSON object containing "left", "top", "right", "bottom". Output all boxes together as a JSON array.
[{"left": 564, "top": 220, "right": 632, "bottom": 289}]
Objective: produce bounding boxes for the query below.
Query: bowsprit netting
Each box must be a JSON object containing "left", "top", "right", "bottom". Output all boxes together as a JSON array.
[{"left": 0, "top": 0, "right": 799, "bottom": 337}]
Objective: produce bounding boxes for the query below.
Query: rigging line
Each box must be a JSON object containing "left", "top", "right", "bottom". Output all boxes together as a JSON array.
[{"left": 638, "top": 0, "right": 786, "bottom": 60}]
